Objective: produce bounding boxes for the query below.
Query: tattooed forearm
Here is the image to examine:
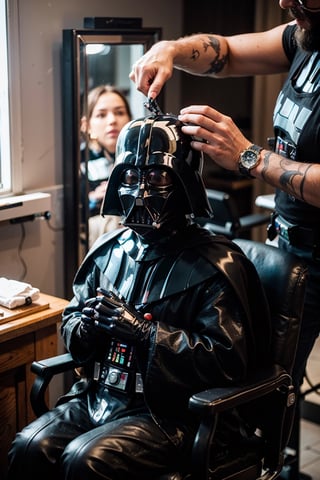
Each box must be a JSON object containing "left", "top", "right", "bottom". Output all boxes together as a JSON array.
[
  {"left": 261, "top": 151, "right": 272, "bottom": 182},
  {"left": 259, "top": 152, "right": 318, "bottom": 205},
  {"left": 266, "top": 155, "right": 314, "bottom": 201},
  {"left": 279, "top": 169, "right": 303, "bottom": 196},
  {"left": 189, "top": 35, "right": 228, "bottom": 74},
  {"left": 261, "top": 152, "right": 313, "bottom": 202},
  {"left": 279, "top": 157, "right": 310, "bottom": 200}
]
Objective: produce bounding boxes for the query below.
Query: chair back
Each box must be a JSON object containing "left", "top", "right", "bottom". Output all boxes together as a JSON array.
[
  {"left": 197, "top": 189, "right": 241, "bottom": 237},
  {"left": 198, "top": 189, "right": 270, "bottom": 238},
  {"left": 161, "top": 240, "right": 308, "bottom": 479},
  {"left": 234, "top": 239, "right": 307, "bottom": 374}
]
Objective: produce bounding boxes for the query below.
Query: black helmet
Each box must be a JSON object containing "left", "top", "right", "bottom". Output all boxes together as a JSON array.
[{"left": 101, "top": 114, "right": 212, "bottom": 238}]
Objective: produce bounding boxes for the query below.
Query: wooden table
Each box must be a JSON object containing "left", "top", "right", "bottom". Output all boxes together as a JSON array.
[{"left": 0, "top": 293, "right": 68, "bottom": 476}]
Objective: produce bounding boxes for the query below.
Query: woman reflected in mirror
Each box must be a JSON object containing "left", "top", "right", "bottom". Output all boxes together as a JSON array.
[{"left": 80, "top": 85, "right": 132, "bottom": 248}]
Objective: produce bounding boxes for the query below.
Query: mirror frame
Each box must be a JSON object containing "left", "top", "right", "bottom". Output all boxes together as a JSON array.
[{"left": 62, "top": 23, "right": 162, "bottom": 299}]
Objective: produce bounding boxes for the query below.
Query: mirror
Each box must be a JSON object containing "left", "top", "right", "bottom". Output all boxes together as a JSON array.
[{"left": 62, "top": 19, "right": 162, "bottom": 298}]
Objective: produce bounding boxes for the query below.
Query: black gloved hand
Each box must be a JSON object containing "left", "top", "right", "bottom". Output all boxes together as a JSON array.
[
  {"left": 82, "top": 288, "right": 153, "bottom": 344},
  {"left": 74, "top": 297, "right": 105, "bottom": 352}
]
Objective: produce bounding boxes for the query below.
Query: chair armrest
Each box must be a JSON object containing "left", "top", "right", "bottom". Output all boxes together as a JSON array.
[
  {"left": 30, "top": 352, "right": 77, "bottom": 417},
  {"left": 189, "top": 365, "right": 294, "bottom": 478},
  {"left": 189, "top": 365, "right": 292, "bottom": 415}
]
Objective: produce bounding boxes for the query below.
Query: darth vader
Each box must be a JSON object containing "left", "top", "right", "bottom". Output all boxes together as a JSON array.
[{"left": 7, "top": 112, "right": 271, "bottom": 480}]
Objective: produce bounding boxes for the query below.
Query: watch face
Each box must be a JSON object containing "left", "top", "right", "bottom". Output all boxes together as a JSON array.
[{"left": 242, "top": 150, "right": 258, "bottom": 168}]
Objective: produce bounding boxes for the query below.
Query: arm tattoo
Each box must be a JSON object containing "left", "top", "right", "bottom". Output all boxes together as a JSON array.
[
  {"left": 261, "top": 151, "right": 272, "bottom": 182},
  {"left": 191, "top": 48, "right": 200, "bottom": 61},
  {"left": 299, "top": 164, "right": 312, "bottom": 201},
  {"left": 280, "top": 170, "right": 302, "bottom": 194},
  {"left": 189, "top": 35, "right": 228, "bottom": 74},
  {"left": 262, "top": 152, "right": 312, "bottom": 202},
  {"left": 279, "top": 158, "right": 306, "bottom": 199}
]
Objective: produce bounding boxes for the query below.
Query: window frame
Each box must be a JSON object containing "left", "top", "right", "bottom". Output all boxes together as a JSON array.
[{"left": 0, "top": 0, "right": 22, "bottom": 198}]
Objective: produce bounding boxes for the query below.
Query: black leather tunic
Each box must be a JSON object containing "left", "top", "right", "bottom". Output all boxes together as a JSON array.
[{"left": 61, "top": 224, "right": 271, "bottom": 436}]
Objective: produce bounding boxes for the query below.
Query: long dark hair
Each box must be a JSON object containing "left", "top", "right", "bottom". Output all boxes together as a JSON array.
[{"left": 87, "top": 85, "right": 132, "bottom": 121}]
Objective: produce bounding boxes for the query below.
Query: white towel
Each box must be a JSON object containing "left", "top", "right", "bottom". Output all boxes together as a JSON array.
[{"left": 0, "top": 277, "right": 40, "bottom": 309}]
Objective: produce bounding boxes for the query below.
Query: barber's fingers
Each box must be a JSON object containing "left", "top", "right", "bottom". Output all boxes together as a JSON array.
[
  {"left": 179, "top": 108, "right": 242, "bottom": 147},
  {"left": 179, "top": 106, "right": 227, "bottom": 137},
  {"left": 130, "top": 66, "right": 168, "bottom": 99},
  {"left": 129, "top": 47, "right": 173, "bottom": 99},
  {"left": 180, "top": 105, "right": 224, "bottom": 123}
]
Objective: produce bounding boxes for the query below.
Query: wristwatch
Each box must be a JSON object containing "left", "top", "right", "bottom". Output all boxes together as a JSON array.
[{"left": 238, "top": 144, "right": 263, "bottom": 178}]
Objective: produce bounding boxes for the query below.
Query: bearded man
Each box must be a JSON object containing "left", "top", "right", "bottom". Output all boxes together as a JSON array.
[{"left": 130, "top": 0, "right": 320, "bottom": 424}]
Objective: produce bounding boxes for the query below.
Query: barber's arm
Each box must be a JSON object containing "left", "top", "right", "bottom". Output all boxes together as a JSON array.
[
  {"left": 178, "top": 104, "right": 320, "bottom": 209},
  {"left": 129, "top": 24, "right": 289, "bottom": 99}
]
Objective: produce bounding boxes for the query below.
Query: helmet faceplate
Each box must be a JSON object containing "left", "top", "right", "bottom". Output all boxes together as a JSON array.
[{"left": 101, "top": 114, "right": 212, "bottom": 239}]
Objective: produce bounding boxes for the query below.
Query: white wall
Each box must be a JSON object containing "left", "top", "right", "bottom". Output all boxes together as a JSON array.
[{"left": 0, "top": 0, "right": 183, "bottom": 298}]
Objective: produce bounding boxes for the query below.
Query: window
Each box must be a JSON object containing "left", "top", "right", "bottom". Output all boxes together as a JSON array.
[
  {"left": 0, "top": 0, "right": 22, "bottom": 198},
  {"left": 0, "top": 0, "right": 11, "bottom": 194}
]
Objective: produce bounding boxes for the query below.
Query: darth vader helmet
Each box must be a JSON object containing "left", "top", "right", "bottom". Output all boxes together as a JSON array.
[{"left": 101, "top": 113, "right": 212, "bottom": 239}]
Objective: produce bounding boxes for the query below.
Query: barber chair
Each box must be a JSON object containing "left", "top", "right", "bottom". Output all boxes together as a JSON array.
[
  {"left": 198, "top": 189, "right": 270, "bottom": 238},
  {"left": 281, "top": 372, "right": 320, "bottom": 480},
  {"left": 30, "top": 239, "right": 307, "bottom": 480}
]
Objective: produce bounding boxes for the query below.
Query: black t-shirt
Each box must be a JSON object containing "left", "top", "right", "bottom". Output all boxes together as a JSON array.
[{"left": 273, "top": 24, "right": 320, "bottom": 228}]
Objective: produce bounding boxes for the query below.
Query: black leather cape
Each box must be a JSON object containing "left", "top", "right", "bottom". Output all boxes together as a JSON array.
[{"left": 60, "top": 224, "right": 271, "bottom": 438}]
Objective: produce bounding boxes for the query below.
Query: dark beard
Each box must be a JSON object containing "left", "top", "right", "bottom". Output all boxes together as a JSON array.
[
  {"left": 290, "top": 8, "right": 320, "bottom": 52},
  {"left": 295, "top": 25, "right": 320, "bottom": 51}
]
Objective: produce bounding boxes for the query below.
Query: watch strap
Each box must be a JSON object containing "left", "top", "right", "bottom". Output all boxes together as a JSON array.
[{"left": 248, "top": 144, "right": 262, "bottom": 154}]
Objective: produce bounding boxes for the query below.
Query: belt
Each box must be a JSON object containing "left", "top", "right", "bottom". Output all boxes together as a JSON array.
[{"left": 267, "top": 213, "right": 320, "bottom": 260}]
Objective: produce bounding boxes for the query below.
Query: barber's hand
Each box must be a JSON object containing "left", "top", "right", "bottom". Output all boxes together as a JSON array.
[
  {"left": 129, "top": 40, "right": 174, "bottom": 99},
  {"left": 82, "top": 289, "right": 153, "bottom": 344},
  {"left": 178, "top": 105, "right": 251, "bottom": 173}
]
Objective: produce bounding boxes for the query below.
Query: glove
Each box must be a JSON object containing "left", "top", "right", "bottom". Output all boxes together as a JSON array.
[
  {"left": 82, "top": 288, "right": 153, "bottom": 344},
  {"left": 73, "top": 297, "right": 105, "bottom": 354}
]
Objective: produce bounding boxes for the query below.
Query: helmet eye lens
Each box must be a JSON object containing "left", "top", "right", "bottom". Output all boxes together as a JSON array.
[
  {"left": 121, "top": 168, "right": 173, "bottom": 188},
  {"left": 146, "top": 169, "right": 173, "bottom": 187},
  {"left": 122, "top": 168, "right": 139, "bottom": 186}
]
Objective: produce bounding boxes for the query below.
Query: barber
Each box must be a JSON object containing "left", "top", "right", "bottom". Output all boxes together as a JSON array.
[{"left": 129, "top": 0, "right": 320, "bottom": 399}]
